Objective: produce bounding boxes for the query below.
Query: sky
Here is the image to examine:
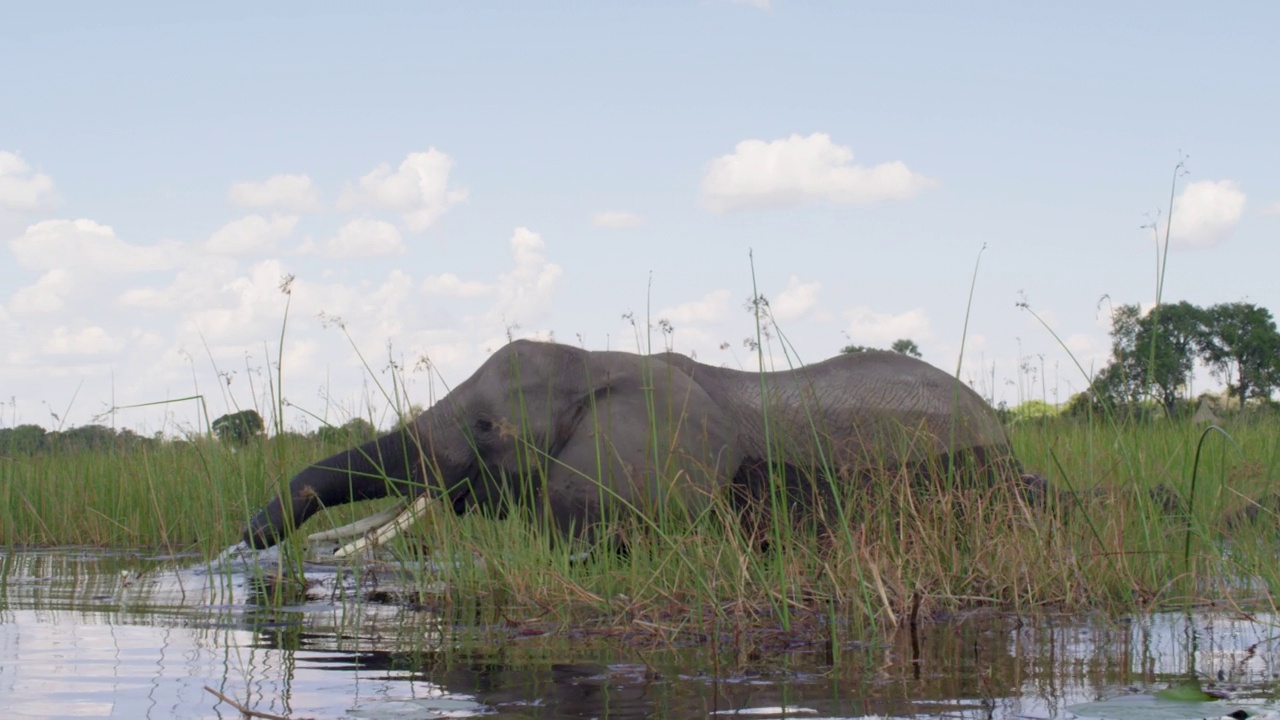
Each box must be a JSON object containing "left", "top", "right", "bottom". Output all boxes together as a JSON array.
[{"left": 2, "top": 2, "right": 1278, "bottom": 436}]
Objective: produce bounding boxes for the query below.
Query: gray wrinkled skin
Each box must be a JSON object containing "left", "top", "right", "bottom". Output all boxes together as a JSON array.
[{"left": 244, "top": 339, "right": 1026, "bottom": 549}]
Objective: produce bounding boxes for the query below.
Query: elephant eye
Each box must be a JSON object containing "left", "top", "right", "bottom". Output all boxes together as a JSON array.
[{"left": 475, "top": 418, "right": 494, "bottom": 433}]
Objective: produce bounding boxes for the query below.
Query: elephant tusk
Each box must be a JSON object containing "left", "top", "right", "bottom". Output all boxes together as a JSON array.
[
  {"left": 333, "top": 494, "right": 435, "bottom": 558},
  {"left": 307, "top": 501, "right": 410, "bottom": 542}
]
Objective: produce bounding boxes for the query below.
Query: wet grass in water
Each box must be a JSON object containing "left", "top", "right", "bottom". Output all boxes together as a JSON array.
[{"left": 3, "top": 408, "right": 1279, "bottom": 649}]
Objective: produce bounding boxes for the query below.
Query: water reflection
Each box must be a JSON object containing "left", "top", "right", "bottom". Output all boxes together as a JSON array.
[{"left": 1, "top": 548, "right": 1278, "bottom": 719}]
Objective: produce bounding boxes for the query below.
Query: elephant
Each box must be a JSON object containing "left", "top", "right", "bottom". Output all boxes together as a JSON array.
[{"left": 243, "top": 339, "right": 1037, "bottom": 550}]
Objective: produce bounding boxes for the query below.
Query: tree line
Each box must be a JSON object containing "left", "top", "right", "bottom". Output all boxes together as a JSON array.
[
  {"left": 1071, "top": 300, "right": 1280, "bottom": 416},
  {"left": 0, "top": 423, "right": 158, "bottom": 455},
  {"left": 0, "top": 411, "right": 381, "bottom": 457}
]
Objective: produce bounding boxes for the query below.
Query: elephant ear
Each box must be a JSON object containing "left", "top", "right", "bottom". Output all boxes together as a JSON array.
[
  {"left": 533, "top": 350, "right": 617, "bottom": 453},
  {"left": 544, "top": 353, "right": 740, "bottom": 526},
  {"left": 560, "top": 352, "right": 684, "bottom": 436}
]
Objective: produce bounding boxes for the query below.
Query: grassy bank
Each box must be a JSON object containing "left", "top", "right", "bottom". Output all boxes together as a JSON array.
[
  {"left": 2, "top": 414, "right": 1278, "bottom": 637},
  {"left": 0, "top": 432, "right": 377, "bottom": 550}
]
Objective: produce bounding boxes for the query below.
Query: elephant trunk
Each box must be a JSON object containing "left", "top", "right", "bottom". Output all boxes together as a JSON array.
[{"left": 242, "top": 426, "right": 424, "bottom": 549}]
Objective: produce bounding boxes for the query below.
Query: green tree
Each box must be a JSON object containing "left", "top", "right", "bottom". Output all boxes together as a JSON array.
[
  {"left": 0, "top": 424, "right": 47, "bottom": 455},
  {"left": 890, "top": 338, "right": 922, "bottom": 358},
  {"left": 314, "top": 417, "right": 377, "bottom": 444},
  {"left": 1070, "top": 359, "right": 1143, "bottom": 417},
  {"left": 1006, "top": 399, "right": 1058, "bottom": 424},
  {"left": 1198, "top": 302, "right": 1280, "bottom": 409},
  {"left": 48, "top": 424, "right": 120, "bottom": 452},
  {"left": 841, "top": 338, "right": 921, "bottom": 357},
  {"left": 396, "top": 403, "right": 425, "bottom": 430},
  {"left": 1081, "top": 301, "right": 1204, "bottom": 416},
  {"left": 212, "top": 409, "right": 265, "bottom": 445},
  {"left": 1134, "top": 301, "right": 1205, "bottom": 414}
]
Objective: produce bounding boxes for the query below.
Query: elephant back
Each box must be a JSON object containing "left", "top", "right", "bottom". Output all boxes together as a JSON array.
[
  {"left": 687, "top": 350, "right": 1012, "bottom": 472},
  {"left": 809, "top": 350, "right": 1007, "bottom": 465}
]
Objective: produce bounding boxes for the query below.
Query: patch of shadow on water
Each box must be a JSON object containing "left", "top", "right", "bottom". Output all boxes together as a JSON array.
[{"left": 4, "top": 548, "right": 1280, "bottom": 719}]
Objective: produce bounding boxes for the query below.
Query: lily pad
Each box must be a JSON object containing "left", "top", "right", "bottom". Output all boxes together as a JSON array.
[{"left": 1155, "top": 678, "right": 1226, "bottom": 703}]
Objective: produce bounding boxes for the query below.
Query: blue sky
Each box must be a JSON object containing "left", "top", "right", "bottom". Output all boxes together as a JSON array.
[{"left": 2, "top": 2, "right": 1277, "bottom": 434}]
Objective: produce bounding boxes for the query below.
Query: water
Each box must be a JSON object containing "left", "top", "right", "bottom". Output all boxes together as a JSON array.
[{"left": 2, "top": 548, "right": 1278, "bottom": 719}]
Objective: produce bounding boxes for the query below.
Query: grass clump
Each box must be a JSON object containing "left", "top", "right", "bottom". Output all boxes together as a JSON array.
[
  {"left": 0, "top": 431, "right": 381, "bottom": 550},
  {"left": 276, "top": 410, "right": 1279, "bottom": 644}
]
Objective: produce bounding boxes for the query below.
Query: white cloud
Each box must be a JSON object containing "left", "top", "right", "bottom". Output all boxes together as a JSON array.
[
  {"left": 5, "top": 219, "right": 200, "bottom": 381},
  {"left": 317, "top": 218, "right": 405, "bottom": 258},
  {"left": 657, "top": 289, "right": 733, "bottom": 326},
  {"left": 0, "top": 151, "right": 57, "bottom": 212},
  {"left": 700, "top": 133, "right": 935, "bottom": 213},
  {"left": 637, "top": 290, "right": 735, "bottom": 358},
  {"left": 1169, "top": 179, "right": 1246, "bottom": 249},
  {"left": 1260, "top": 199, "right": 1280, "bottom": 216},
  {"left": 1065, "top": 332, "right": 1104, "bottom": 359},
  {"left": 770, "top": 275, "right": 821, "bottom": 322},
  {"left": 729, "top": 0, "right": 771, "bottom": 7},
  {"left": 43, "top": 326, "right": 123, "bottom": 356},
  {"left": 843, "top": 306, "right": 931, "bottom": 347},
  {"left": 10, "top": 219, "right": 174, "bottom": 272},
  {"left": 185, "top": 259, "right": 294, "bottom": 345},
  {"left": 206, "top": 214, "right": 299, "bottom": 255},
  {"left": 10, "top": 269, "right": 74, "bottom": 313},
  {"left": 592, "top": 210, "right": 642, "bottom": 229},
  {"left": 117, "top": 286, "right": 169, "bottom": 309},
  {"left": 423, "top": 272, "right": 491, "bottom": 298},
  {"left": 490, "top": 227, "right": 562, "bottom": 323},
  {"left": 228, "top": 174, "right": 323, "bottom": 213},
  {"left": 414, "top": 228, "right": 561, "bottom": 326},
  {"left": 338, "top": 149, "right": 468, "bottom": 232}
]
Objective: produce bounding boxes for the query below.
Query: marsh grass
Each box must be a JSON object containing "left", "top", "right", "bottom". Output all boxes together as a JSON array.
[
  {"left": 3, "top": 375, "right": 1280, "bottom": 646},
  {"left": 322, "top": 412, "right": 1279, "bottom": 645},
  {"left": 0, "top": 432, "right": 383, "bottom": 549}
]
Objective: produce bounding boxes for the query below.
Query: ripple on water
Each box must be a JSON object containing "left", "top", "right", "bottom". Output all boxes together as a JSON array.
[{"left": 4, "top": 548, "right": 1280, "bottom": 719}]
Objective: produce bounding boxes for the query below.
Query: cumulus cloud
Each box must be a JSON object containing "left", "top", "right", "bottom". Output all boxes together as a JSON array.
[
  {"left": 700, "top": 133, "right": 934, "bottom": 213},
  {"left": 843, "top": 306, "right": 931, "bottom": 348},
  {"left": 338, "top": 149, "right": 468, "bottom": 232},
  {"left": 0, "top": 151, "right": 57, "bottom": 212},
  {"left": 185, "top": 259, "right": 297, "bottom": 346},
  {"left": 10, "top": 268, "right": 75, "bottom": 313},
  {"left": 10, "top": 219, "right": 175, "bottom": 272},
  {"left": 423, "top": 272, "right": 491, "bottom": 298},
  {"left": 657, "top": 290, "right": 733, "bottom": 326},
  {"left": 7, "top": 220, "right": 195, "bottom": 327},
  {"left": 314, "top": 218, "right": 405, "bottom": 258},
  {"left": 206, "top": 214, "right": 299, "bottom": 255},
  {"left": 490, "top": 227, "right": 562, "bottom": 323},
  {"left": 228, "top": 174, "right": 323, "bottom": 213},
  {"left": 769, "top": 276, "right": 821, "bottom": 322},
  {"left": 592, "top": 210, "right": 642, "bottom": 229},
  {"left": 1169, "top": 179, "right": 1246, "bottom": 249},
  {"left": 116, "top": 285, "right": 169, "bottom": 309},
  {"left": 43, "top": 326, "right": 123, "bottom": 356},
  {"left": 2, "top": 210, "right": 470, "bottom": 429},
  {"left": 416, "top": 228, "right": 561, "bottom": 325},
  {"left": 628, "top": 289, "right": 734, "bottom": 358}
]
